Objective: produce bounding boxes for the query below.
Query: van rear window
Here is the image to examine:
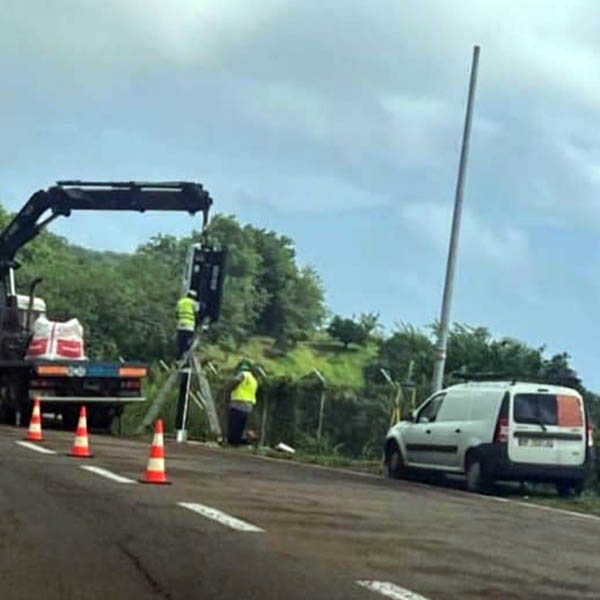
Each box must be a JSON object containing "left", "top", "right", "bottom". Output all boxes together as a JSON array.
[
  {"left": 514, "top": 394, "right": 583, "bottom": 426},
  {"left": 557, "top": 395, "right": 583, "bottom": 427},
  {"left": 514, "top": 394, "right": 557, "bottom": 425}
]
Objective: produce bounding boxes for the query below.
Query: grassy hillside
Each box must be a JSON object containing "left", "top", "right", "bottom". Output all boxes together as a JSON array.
[{"left": 200, "top": 336, "right": 378, "bottom": 388}]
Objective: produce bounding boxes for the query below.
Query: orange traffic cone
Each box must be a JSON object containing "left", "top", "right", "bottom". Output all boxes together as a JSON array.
[
  {"left": 25, "top": 398, "right": 44, "bottom": 441},
  {"left": 140, "top": 419, "right": 171, "bottom": 484},
  {"left": 68, "top": 405, "right": 93, "bottom": 458}
]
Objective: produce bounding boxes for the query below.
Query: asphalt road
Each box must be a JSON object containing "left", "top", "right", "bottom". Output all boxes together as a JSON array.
[{"left": 1, "top": 425, "right": 599, "bottom": 600}]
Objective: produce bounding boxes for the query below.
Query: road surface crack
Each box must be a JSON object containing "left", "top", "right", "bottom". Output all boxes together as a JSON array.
[{"left": 118, "top": 543, "right": 174, "bottom": 600}]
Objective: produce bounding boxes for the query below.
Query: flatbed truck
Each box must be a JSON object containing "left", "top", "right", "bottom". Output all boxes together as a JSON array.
[{"left": 0, "top": 181, "right": 213, "bottom": 429}]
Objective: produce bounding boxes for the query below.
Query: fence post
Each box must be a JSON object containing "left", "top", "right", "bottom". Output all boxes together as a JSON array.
[
  {"left": 260, "top": 396, "right": 268, "bottom": 447},
  {"left": 313, "top": 369, "right": 327, "bottom": 445},
  {"left": 257, "top": 366, "right": 268, "bottom": 447},
  {"left": 317, "top": 389, "right": 326, "bottom": 444}
]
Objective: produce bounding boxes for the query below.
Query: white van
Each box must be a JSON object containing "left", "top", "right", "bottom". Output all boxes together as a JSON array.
[{"left": 384, "top": 380, "right": 595, "bottom": 495}]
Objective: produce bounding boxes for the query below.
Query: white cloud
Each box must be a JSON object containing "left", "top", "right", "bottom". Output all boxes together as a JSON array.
[
  {"left": 234, "top": 174, "right": 386, "bottom": 213},
  {"left": 397, "top": 201, "right": 530, "bottom": 269}
]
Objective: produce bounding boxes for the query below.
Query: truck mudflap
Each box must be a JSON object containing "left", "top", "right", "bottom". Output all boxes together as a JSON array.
[{"left": 28, "top": 394, "right": 146, "bottom": 404}]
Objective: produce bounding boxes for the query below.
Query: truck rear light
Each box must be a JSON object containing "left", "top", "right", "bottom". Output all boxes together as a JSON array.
[
  {"left": 36, "top": 365, "right": 69, "bottom": 376},
  {"left": 495, "top": 418, "right": 509, "bottom": 443},
  {"left": 119, "top": 367, "right": 147, "bottom": 378}
]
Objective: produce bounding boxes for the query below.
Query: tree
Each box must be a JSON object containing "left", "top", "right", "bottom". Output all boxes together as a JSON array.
[
  {"left": 359, "top": 312, "right": 381, "bottom": 338},
  {"left": 327, "top": 315, "right": 368, "bottom": 349},
  {"left": 540, "top": 352, "right": 582, "bottom": 388},
  {"left": 205, "top": 216, "right": 325, "bottom": 347},
  {"left": 364, "top": 324, "right": 435, "bottom": 388}
]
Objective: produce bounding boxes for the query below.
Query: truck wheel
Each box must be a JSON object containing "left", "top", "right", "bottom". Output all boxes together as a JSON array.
[
  {"left": 387, "top": 445, "right": 406, "bottom": 480},
  {"left": 62, "top": 407, "right": 79, "bottom": 431},
  {"left": 466, "top": 459, "right": 492, "bottom": 494},
  {"left": 19, "top": 403, "right": 32, "bottom": 429},
  {"left": 0, "top": 402, "right": 15, "bottom": 425},
  {"left": 88, "top": 407, "right": 115, "bottom": 430}
]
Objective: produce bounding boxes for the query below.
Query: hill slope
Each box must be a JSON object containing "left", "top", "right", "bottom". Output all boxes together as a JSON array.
[{"left": 201, "top": 336, "right": 378, "bottom": 388}]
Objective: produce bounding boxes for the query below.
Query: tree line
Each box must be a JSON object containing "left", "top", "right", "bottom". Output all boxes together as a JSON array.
[{"left": 3, "top": 207, "right": 326, "bottom": 361}]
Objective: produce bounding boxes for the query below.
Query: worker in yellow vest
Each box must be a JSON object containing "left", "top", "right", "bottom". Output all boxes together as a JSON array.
[
  {"left": 226, "top": 359, "right": 258, "bottom": 445},
  {"left": 176, "top": 290, "right": 198, "bottom": 359}
]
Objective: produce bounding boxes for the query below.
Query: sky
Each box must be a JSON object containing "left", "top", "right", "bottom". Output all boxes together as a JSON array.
[{"left": 2, "top": 1, "right": 600, "bottom": 388}]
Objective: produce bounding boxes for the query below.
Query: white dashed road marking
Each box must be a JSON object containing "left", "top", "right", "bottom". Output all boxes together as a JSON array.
[
  {"left": 15, "top": 441, "right": 56, "bottom": 454},
  {"left": 356, "top": 581, "right": 431, "bottom": 600},
  {"left": 80, "top": 465, "right": 136, "bottom": 484},
  {"left": 177, "top": 502, "right": 264, "bottom": 532}
]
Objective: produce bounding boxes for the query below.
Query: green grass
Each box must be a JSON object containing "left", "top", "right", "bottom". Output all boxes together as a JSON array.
[
  {"left": 493, "top": 483, "right": 600, "bottom": 516},
  {"left": 200, "top": 336, "right": 378, "bottom": 388},
  {"left": 525, "top": 494, "right": 600, "bottom": 516}
]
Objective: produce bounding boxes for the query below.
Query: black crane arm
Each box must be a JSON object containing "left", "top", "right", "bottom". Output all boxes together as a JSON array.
[{"left": 0, "top": 181, "right": 213, "bottom": 276}]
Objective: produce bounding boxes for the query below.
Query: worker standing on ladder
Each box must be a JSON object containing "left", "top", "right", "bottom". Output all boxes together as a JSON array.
[
  {"left": 225, "top": 359, "right": 258, "bottom": 445},
  {"left": 176, "top": 290, "right": 198, "bottom": 359}
]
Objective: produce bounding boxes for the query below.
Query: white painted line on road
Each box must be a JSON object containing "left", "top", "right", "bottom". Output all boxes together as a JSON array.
[
  {"left": 80, "top": 465, "right": 136, "bottom": 484},
  {"left": 15, "top": 441, "right": 56, "bottom": 454},
  {"left": 515, "top": 499, "right": 600, "bottom": 522},
  {"left": 177, "top": 502, "right": 264, "bottom": 532},
  {"left": 485, "top": 494, "right": 600, "bottom": 522},
  {"left": 356, "top": 581, "right": 431, "bottom": 600}
]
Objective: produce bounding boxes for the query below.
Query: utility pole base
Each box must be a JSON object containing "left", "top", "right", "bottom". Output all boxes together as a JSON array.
[{"left": 175, "top": 429, "right": 188, "bottom": 443}]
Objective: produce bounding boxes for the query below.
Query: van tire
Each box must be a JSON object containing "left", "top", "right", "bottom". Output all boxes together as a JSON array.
[
  {"left": 466, "top": 459, "right": 491, "bottom": 494},
  {"left": 556, "top": 480, "right": 584, "bottom": 498},
  {"left": 387, "top": 445, "right": 406, "bottom": 480}
]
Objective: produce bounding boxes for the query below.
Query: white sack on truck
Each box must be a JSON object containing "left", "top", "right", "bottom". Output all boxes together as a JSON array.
[{"left": 25, "top": 316, "right": 87, "bottom": 361}]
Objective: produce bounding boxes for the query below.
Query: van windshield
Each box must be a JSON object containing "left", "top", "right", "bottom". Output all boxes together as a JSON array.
[{"left": 513, "top": 394, "right": 557, "bottom": 426}]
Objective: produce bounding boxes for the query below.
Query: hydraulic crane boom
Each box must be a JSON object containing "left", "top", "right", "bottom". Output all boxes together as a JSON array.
[{"left": 0, "top": 181, "right": 213, "bottom": 278}]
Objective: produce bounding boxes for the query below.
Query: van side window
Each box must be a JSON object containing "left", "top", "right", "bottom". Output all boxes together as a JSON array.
[{"left": 417, "top": 394, "right": 445, "bottom": 423}]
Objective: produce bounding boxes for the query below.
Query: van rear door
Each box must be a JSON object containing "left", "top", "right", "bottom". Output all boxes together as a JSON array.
[{"left": 508, "top": 392, "right": 585, "bottom": 466}]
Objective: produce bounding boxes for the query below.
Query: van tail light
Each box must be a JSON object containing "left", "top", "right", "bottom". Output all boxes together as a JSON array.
[
  {"left": 495, "top": 417, "right": 509, "bottom": 443},
  {"left": 587, "top": 423, "right": 594, "bottom": 448}
]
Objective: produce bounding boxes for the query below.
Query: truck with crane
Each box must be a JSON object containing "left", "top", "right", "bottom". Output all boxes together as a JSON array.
[{"left": 0, "top": 180, "right": 214, "bottom": 430}]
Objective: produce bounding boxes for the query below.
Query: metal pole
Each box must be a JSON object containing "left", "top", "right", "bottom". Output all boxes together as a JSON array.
[
  {"left": 176, "top": 365, "right": 192, "bottom": 442},
  {"left": 432, "top": 45, "right": 480, "bottom": 393}
]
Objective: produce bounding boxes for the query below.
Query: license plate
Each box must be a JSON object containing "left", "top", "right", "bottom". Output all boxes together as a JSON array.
[{"left": 518, "top": 438, "right": 554, "bottom": 448}]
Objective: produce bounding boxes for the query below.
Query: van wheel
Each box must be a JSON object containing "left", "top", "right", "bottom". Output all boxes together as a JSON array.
[
  {"left": 387, "top": 445, "right": 406, "bottom": 480},
  {"left": 466, "top": 459, "right": 491, "bottom": 494},
  {"left": 556, "top": 480, "right": 584, "bottom": 497}
]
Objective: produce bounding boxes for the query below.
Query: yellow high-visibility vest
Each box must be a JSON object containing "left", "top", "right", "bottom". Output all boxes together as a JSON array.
[
  {"left": 177, "top": 297, "right": 196, "bottom": 331},
  {"left": 231, "top": 371, "right": 258, "bottom": 405}
]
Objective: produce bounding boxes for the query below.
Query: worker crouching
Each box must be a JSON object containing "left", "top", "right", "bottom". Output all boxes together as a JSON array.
[{"left": 226, "top": 360, "right": 258, "bottom": 445}]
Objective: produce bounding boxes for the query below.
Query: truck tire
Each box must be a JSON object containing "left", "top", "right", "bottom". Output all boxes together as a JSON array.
[
  {"left": 88, "top": 407, "right": 115, "bottom": 430},
  {"left": 6, "top": 380, "right": 29, "bottom": 426},
  {"left": 62, "top": 407, "right": 80, "bottom": 431},
  {"left": 0, "top": 401, "right": 15, "bottom": 425}
]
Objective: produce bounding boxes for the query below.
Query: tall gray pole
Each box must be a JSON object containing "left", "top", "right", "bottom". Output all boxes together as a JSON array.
[{"left": 432, "top": 45, "right": 480, "bottom": 393}]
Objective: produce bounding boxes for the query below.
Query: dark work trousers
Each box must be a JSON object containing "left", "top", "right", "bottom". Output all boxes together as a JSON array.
[
  {"left": 228, "top": 407, "right": 250, "bottom": 445},
  {"left": 176, "top": 329, "right": 194, "bottom": 360}
]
